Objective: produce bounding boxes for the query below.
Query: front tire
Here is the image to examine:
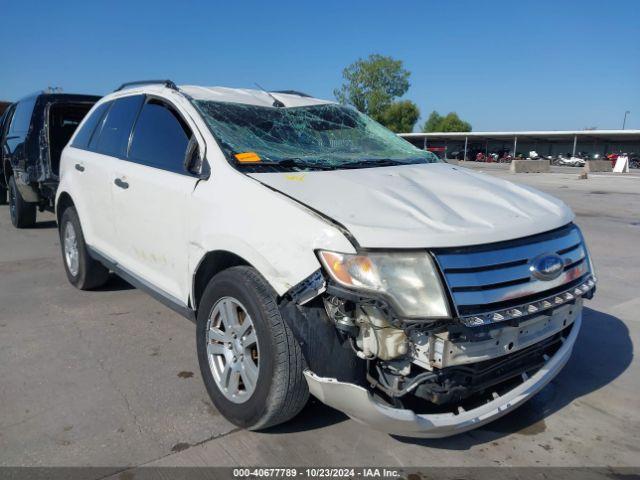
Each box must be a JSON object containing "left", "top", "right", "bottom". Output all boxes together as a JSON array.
[
  {"left": 8, "top": 176, "right": 36, "bottom": 228},
  {"left": 196, "top": 266, "right": 309, "bottom": 430},
  {"left": 59, "top": 206, "right": 109, "bottom": 290}
]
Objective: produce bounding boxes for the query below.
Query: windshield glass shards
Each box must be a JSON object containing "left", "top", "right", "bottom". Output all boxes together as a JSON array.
[{"left": 193, "top": 101, "right": 441, "bottom": 171}]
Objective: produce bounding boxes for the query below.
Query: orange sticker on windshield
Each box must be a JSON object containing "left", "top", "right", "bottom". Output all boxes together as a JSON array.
[{"left": 235, "top": 152, "right": 261, "bottom": 162}]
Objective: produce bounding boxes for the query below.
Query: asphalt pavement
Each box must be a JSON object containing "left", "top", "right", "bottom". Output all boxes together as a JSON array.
[{"left": 0, "top": 164, "right": 638, "bottom": 473}]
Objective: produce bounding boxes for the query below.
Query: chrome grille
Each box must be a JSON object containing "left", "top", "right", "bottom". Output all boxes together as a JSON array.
[{"left": 434, "top": 224, "right": 593, "bottom": 325}]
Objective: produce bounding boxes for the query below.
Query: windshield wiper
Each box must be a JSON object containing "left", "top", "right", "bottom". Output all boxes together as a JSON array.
[
  {"left": 340, "top": 159, "right": 418, "bottom": 169},
  {"left": 234, "top": 158, "right": 336, "bottom": 171}
]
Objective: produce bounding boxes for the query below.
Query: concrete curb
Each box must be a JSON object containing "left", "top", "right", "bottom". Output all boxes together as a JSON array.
[
  {"left": 584, "top": 160, "right": 613, "bottom": 173},
  {"left": 510, "top": 159, "right": 550, "bottom": 173}
]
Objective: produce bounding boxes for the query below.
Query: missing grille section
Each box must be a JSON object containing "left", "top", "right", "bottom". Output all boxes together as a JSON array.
[{"left": 400, "top": 323, "right": 572, "bottom": 415}]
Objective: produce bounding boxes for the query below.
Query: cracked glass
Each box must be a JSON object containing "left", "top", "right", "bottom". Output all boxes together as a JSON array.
[{"left": 193, "top": 101, "right": 440, "bottom": 170}]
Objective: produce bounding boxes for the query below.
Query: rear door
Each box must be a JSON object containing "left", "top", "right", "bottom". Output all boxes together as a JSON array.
[
  {"left": 66, "top": 95, "right": 144, "bottom": 256},
  {"left": 111, "top": 97, "right": 199, "bottom": 302}
]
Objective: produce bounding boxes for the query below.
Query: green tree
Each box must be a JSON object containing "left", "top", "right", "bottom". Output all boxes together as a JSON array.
[
  {"left": 374, "top": 100, "right": 420, "bottom": 133},
  {"left": 334, "top": 54, "right": 411, "bottom": 119},
  {"left": 422, "top": 111, "right": 443, "bottom": 132},
  {"left": 421, "top": 111, "right": 471, "bottom": 132},
  {"left": 439, "top": 112, "right": 472, "bottom": 132}
]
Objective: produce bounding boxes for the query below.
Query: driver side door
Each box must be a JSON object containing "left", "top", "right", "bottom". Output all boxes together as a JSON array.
[{"left": 111, "top": 97, "right": 200, "bottom": 304}]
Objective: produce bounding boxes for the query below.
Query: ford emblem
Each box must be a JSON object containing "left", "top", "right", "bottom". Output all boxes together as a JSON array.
[{"left": 530, "top": 253, "right": 564, "bottom": 281}]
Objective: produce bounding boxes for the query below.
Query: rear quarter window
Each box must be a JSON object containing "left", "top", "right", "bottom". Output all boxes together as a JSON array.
[
  {"left": 8, "top": 98, "right": 36, "bottom": 136},
  {"left": 71, "top": 102, "right": 111, "bottom": 149},
  {"left": 0, "top": 104, "right": 16, "bottom": 136}
]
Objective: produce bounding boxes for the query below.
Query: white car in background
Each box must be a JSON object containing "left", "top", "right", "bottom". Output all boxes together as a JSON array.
[{"left": 55, "top": 80, "right": 596, "bottom": 437}]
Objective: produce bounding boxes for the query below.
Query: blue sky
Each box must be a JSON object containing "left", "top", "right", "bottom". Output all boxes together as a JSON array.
[{"left": 1, "top": 0, "right": 638, "bottom": 131}]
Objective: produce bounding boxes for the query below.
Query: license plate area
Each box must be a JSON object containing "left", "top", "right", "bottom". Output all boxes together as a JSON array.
[{"left": 412, "top": 300, "right": 581, "bottom": 370}]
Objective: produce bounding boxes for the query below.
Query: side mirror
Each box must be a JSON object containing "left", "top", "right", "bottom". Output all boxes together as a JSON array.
[{"left": 184, "top": 136, "right": 208, "bottom": 177}]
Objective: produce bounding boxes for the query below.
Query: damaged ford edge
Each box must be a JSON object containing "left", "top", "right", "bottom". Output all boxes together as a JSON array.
[{"left": 56, "top": 81, "right": 596, "bottom": 437}]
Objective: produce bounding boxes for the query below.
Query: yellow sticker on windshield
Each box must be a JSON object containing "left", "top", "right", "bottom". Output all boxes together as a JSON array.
[{"left": 235, "top": 152, "right": 261, "bottom": 162}]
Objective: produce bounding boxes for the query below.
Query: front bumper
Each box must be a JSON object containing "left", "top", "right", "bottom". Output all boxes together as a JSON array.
[{"left": 304, "top": 313, "right": 581, "bottom": 438}]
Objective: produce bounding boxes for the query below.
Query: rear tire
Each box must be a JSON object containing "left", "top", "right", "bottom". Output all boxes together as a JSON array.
[
  {"left": 196, "top": 266, "right": 309, "bottom": 430},
  {"left": 8, "top": 176, "right": 36, "bottom": 228},
  {"left": 59, "top": 206, "right": 109, "bottom": 290}
]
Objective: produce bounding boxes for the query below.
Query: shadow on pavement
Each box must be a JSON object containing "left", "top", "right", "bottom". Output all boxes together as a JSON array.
[
  {"left": 94, "top": 274, "right": 135, "bottom": 292},
  {"left": 262, "top": 398, "right": 348, "bottom": 434},
  {"left": 392, "top": 306, "right": 633, "bottom": 449},
  {"left": 32, "top": 220, "right": 58, "bottom": 229}
]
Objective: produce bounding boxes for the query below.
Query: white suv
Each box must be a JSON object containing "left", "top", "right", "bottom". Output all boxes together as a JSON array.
[{"left": 56, "top": 80, "right": 596, "bottom": 437}]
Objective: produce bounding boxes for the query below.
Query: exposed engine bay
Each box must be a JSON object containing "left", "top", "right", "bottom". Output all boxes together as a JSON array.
[
  {"left": 320, "top": 286, "right": 581, "bottom": 412},
  {"left": 281, "top": 267, "right": 592, "bottom": 416}
]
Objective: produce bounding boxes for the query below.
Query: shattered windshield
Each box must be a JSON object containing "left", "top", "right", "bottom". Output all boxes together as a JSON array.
[{"left": 193, "top": 101, "right": 440, "bottom": 171}]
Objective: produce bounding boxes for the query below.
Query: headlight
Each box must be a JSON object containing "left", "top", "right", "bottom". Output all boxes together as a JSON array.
[{"left": 318, "top": 250, "right": 450, "bottom": 318}]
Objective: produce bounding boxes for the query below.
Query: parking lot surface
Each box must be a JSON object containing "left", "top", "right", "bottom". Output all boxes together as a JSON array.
[{"left": 0, "top": 164, "right": 638, "bottom": 472}]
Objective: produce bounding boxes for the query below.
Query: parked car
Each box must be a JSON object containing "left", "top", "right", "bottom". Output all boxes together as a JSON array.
[
  {"left": 556, "top": 154, "right": 586, "bottom": 167},
  {"left": 55, "top": 80, "right": 596, "bottom": 438},
  {"left": 0, "top": 91, "right": 100, "bottom": 227}
]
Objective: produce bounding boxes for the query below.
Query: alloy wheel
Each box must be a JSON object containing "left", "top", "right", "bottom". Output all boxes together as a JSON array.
[
  {"left": 206, "top": 296, "right": 260, "bottom": 403},
  {"left": 63, "top": 221, "right": 80, "bottom": 277}
]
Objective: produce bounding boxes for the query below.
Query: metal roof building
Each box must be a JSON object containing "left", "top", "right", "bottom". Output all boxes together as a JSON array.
[{"left": 400, "top": 130, "right": 640, "bottom": 160}]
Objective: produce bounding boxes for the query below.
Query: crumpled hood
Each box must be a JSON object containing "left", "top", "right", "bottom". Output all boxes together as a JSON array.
[{"left": 249, "top": 163, "right": 574, "bottom": 248}]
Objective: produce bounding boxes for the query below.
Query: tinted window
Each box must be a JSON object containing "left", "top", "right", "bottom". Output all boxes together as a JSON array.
[
  {"left": 129, "top": 100, "right": 191, "bottom": 173},
  {"left": 93, "top": 95, "right": 144, "bottom": 157},
  {"left": 71, "top": 102, "right": 111, "bottom": 149},
  {"left": 8, "top": 98, "right": 36, "bottom": 136},
  {"left": 1, "top": 105, "right": 16, "bottom": 161},
  {"left": 1, "top": 104, "right": 16, "bottom": 136}
]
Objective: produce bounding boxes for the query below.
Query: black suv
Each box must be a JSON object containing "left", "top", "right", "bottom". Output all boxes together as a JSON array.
[{"left": 0, "top": 92, "right": 100, "bottom": 227}]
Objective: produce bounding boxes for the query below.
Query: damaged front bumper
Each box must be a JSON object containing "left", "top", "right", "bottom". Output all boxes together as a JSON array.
[{"left": 304, "top": 312, "right": 581, "bottom": 438}]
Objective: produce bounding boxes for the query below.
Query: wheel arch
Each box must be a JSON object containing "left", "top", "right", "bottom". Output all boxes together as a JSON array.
[
  {"left": 191, "top": 250, "right": 252, "bottom": 311},
  {"left": 55, "top": 191, "right": 75, "bottom": 226}
]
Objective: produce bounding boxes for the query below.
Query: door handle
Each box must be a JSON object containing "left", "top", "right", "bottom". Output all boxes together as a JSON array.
[
  {"left": 114, "top": 178, "right": 129, "bottom": 189},
  {"left": 75, "top": 163, "right": 85, "bottom": 172}
]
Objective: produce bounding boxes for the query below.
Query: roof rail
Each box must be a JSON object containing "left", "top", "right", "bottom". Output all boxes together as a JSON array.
[
  {"left": 271, "top": 90, "right": 312, "bottom": 98},
  {"left": 115, "top": 80, "right": 178, "bottom": 92}
]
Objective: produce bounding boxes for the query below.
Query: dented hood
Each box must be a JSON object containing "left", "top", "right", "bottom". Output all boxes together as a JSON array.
[{"left": 249, "top": 163, "right": 574, "bottom": 248}]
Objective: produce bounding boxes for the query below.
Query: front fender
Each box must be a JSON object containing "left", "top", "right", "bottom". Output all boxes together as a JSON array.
[
  {"left": 188, "top": 233, "right": 324, "bottom": 299},
  {"left": 188, "top": 168, "right": 356, "bottom": 299}
]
